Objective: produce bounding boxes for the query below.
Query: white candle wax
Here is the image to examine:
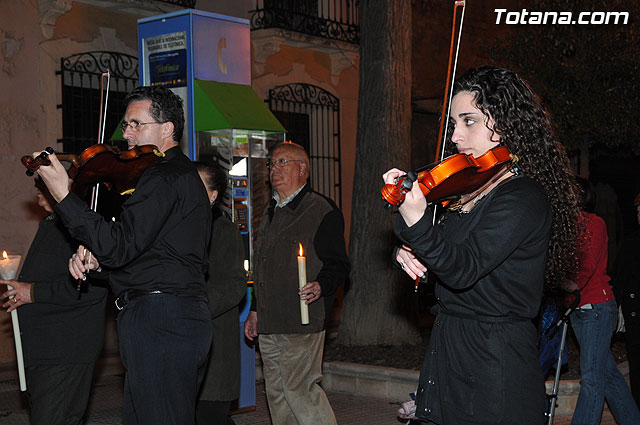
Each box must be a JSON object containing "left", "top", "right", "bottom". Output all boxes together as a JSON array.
[
  {"left": 297, "top": 254, "right": 310, "bottom": 325},
  {"left": 0, "top": 255, "right": 21, "bottom": 280},
  {"left": 0, "top": 254, "right": 26, "bottom": 391}
]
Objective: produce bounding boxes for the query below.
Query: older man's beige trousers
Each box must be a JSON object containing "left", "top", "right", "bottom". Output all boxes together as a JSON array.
[{"left": 259, "top": 331, "right": 337, "bottom": 425}]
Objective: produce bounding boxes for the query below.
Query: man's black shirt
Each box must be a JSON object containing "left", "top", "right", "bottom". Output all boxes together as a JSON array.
[{"left": 55, "top": 146, "right": 211, "bottom": 298}]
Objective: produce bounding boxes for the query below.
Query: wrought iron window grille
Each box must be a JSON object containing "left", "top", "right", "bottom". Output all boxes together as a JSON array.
[
  {"left": 251, "top": 0, "right": 359, "bottom": 44},
  {"left": 157, "top": 0, "right": 196, "bottom": 7},
  {"left": 57, "top": 51, "right": 139, "bottom": 153}
]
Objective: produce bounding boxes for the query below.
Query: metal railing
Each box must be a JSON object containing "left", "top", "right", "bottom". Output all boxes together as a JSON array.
[
  {"left": 250, "top": 0, "right": 359, "bottom": 44},
  {"left": 157, "top": 0, "right": 196, "bottom": 7}
]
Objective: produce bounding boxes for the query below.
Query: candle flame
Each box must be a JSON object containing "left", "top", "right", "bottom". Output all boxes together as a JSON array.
[
  {"left": 2, "top": 251, "right": 7, "bottom": 260},
  {"left": 298, "top": 243, "right": 304, "bottom": 256}
]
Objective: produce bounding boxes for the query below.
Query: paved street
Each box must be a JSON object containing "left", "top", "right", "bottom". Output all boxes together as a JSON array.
[{"left": 0, "top": 354, "right": 616, "bottom": 424}]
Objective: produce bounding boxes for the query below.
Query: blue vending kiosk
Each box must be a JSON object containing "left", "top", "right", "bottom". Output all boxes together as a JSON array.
[
  {"left": 137, "top": 9, "right": 251, "bottom": 153},
  {"left": 136, "top": 9, "right": 286, "bottom": 412}
]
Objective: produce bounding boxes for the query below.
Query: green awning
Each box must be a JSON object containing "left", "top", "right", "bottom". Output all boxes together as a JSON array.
[
  {"left": 194, "top": 79, "right": 285, "bottom": 133},
  {"left": 111, "top": 80, "right": 285, "bottom": 140}
]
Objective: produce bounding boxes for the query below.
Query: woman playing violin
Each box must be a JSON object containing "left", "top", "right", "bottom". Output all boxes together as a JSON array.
[{"left": 387, "top": 66, "right": 581, "bottom": 424}]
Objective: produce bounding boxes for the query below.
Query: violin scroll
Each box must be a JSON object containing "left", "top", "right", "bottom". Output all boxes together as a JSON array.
[
  {"left": 381, "top": 171, "right": 418, "bottom": 209},
  {"left": 21, "top": 147, "right": 54, "bottom": 176}
]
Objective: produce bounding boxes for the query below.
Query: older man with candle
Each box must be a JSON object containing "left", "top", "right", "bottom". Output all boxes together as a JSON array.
[{"left": 244, "top": 142, "right": 350, "bottom": 425}]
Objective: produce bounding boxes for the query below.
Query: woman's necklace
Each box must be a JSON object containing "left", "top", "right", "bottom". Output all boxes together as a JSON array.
[{"left": 447, "top": 166, "right": 515, "bottom": 214}]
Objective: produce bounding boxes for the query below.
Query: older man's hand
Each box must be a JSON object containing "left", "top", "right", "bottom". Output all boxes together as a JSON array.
[
  {"left": 244, "top": 311, "right": 258, "bottom": 341},
  {"left": 299, "top": 281, "right": 322, "bottom": 305},
  {"left": 32, "top": 151, "right": 70, "bottom": 202}
]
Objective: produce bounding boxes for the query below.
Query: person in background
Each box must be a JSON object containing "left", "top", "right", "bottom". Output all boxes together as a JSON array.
[
  {"left": 1, "top": 177, "right": 107, "bottom": 425},
  {"left": 195, "top": 161, "right": 247, "bottom": 425},
  {"left": 244, "top": 142, "right": 350, "bottom": 425},
  {"left": 612, "top": 191, "right": 640, "bottom": 408},
  {"left": 567, "top": 176, "right": 640, "bottom": 424}
]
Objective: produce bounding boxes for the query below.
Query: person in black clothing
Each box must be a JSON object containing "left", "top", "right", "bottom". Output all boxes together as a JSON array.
[
  {"left": 195, "top": 161, "right": 246, "bottom": 425},
  {"left": 387, "top": 67, "right": 581, "bottom": 424},
  {"left": 1, "top": 178, "right": 107, "bottom": 425},
  {"left": 34, "top": 86, "right": 212, "bottom": 425},
  {"left": 612, "top": 192, "right": 640, "bottom": 407}
]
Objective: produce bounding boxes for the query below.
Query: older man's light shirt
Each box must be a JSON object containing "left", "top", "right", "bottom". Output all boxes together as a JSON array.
[{"left": 273, "top": 183, "right": 306, "bottom": 208}]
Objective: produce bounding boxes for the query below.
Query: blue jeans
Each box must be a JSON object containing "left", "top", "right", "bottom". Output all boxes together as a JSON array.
[
  {"left": 570, "top": 299, "right": 640, "bottom": 425},
  {"left": 117, "top": 293, "right": 212, "bottom": 425}
]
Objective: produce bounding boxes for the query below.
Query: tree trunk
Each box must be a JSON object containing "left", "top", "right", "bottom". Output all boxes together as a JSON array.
[{"left": 338, "top": 0, "right": 420, "bottom": 346}]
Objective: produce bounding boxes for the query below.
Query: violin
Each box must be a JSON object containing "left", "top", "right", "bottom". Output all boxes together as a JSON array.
[
  {"left": 381, "top": 145, "right": 515, "bottom": 207},
  {"left": 380, "top": 1, "right": 517, "bottom": 210},
  {"left": 21, "top": 144, "right": 164, "bottom": 203},
  {"left": 20, "top": 71, "right": 164, "bottom": 297},
  {"left": 22, "top": 70, "right": 164, "bottom": 216},
  {"left": 384, "top": 1, "right": 511, "bottom": 292}
]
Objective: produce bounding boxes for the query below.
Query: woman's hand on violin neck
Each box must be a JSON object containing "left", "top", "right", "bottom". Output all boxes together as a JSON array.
[
  {"left": 398, "top": 177, "right": 427, "bottom": 227},
  {"left": 383, "top": 167, "right": 426, "bottom": 226},
  {"left": 397, "top": 245, "right": 427, "bottom": 280},
  {"left": 383, "top": 168, "right": 407, "bottom": 185},
  {"left": 32, "top": 151, "right": 70, "bottom": 203}
]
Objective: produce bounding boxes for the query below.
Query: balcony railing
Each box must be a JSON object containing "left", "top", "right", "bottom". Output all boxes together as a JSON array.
[
  {"left": 158, "top": 0, "right": 196, "bottom": 7},
  {"left": 250, "top": 0, "right": 359, "bottom": 44}
]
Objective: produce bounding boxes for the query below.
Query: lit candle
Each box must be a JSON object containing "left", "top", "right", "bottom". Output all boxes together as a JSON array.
[
  {"left": 0, "top": 251, "right": 26, "bottom": 391},
  {"left": 297, "top": 243, "right": 309, "bottom": 325},
  {"left": 0, "top": 251, "right": 22, "bottom": 280}
]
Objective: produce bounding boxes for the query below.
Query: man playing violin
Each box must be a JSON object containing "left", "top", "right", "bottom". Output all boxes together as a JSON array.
[
  {"left": 388, "top": 67, "right": 581, "bottom": 424},
  {"left": 34, "top": 85, "right": 212, "bottom": 425}
]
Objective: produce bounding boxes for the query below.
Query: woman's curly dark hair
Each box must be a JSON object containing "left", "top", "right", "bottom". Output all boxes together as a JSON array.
[{"left": 449, "top": 66, "right": 581, "bottom": 291}]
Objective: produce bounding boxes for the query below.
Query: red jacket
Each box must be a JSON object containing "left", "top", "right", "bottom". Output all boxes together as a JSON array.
[{"left": 574, "top": 212, "right": 614, "bottom": 307}]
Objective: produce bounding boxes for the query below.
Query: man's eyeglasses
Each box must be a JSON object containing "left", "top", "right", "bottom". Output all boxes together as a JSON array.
[
  {"left": 120, "top": 120, "right": 163, "bottom": 133},
  {"left": 266, "top": 158, "right": 302, "bottom": 169}
]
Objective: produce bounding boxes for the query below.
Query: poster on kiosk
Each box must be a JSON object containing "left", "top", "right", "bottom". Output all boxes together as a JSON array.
[{"left": 137, "top": 9, "right": 286, "bottom": 413}]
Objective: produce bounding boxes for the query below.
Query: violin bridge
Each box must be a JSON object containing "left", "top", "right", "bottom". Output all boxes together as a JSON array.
[{"left": 120, "top": 188, "right": 135, "bottom": 196}]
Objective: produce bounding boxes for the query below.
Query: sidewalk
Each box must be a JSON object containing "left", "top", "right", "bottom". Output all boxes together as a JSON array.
[
  {"left": 0, "top": 354, "right": 616, "bottom": 424},
  {"left": 0, "top": 355, "right": 400, "bottom": 424}
]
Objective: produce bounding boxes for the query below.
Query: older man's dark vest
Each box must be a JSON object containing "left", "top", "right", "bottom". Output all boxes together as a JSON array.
[{"left": 254, "top": 191, "right": 332, "bottom": 334}]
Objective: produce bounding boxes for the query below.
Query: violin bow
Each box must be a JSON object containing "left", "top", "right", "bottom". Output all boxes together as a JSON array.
[
  {"left": 429, "top": 0, "right": 466, "bottom": 227},
  {"left": 434, "top": 0, "right": 467, "bottom": 165},
  {"left": 415, "top": 1, "right": 466, "bottom": 292},
  {"left": 78, "top": 70, "right": 110, "bottom": 296}
]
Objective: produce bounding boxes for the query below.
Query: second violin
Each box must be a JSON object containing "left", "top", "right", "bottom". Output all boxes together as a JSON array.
[{"left": 21, "top": 144, "right": 164, "bottom": 202}]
